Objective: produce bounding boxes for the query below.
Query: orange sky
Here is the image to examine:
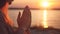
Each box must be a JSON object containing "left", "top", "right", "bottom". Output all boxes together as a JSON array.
[{"left": 10, "top": 0, "right": 60, "bottom": 8}]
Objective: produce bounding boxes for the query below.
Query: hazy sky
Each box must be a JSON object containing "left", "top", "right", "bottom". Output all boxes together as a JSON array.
[{"left": 9, "top": 0, "right": 60, "bottom": 8}]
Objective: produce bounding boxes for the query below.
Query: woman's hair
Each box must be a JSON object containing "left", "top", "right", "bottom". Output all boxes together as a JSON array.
[{"left": 0, "top": 0, "right": 13, "bottom": 9}]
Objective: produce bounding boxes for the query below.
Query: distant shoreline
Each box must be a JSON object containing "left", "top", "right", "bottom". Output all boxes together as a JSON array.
[
  {"left": 9, "top": 8, "right": 60, "bottom": 10},
  {"left": 9, "top": 8, "right": 40, "bottom": 10}
]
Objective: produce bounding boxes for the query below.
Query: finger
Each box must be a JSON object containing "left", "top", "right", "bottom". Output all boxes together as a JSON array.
[
  {"left": 17, "top": 12, "right": 21, "bottom": 21},
  {"left": 17, "top": 12, "right": 21, "bottom": 26},
  {"left": 18, "top": 12, "right": 21, "bottom": 19}
]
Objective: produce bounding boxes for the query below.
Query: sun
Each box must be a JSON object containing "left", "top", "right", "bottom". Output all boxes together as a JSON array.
[
  {"left": 39, "top": 0, "right": 51, "bottom": 9},
  {"left": 42, "top": 2, "right": 48, "bottom": 8}
]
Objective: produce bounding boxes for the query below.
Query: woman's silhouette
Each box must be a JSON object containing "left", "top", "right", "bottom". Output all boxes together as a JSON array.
[{"left": 0, "top": 0, "right": 31, "bottom": 34}]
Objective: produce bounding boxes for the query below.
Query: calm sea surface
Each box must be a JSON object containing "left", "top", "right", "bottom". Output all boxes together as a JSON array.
[{"left": 8, "top": 10, "right": 60, "bottom": 29}]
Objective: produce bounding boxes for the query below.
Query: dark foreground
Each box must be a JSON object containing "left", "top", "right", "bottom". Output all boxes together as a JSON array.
[
  {"left": 30, "top": 26, "right": 60, "bottom": 34},
  {"left": 14, "top": 26, "right": 60, "bottom": 34}
]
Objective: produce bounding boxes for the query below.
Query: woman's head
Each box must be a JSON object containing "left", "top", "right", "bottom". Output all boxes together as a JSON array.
[{"left": 0, "top": 0, "right": 13, "bottom": 9}]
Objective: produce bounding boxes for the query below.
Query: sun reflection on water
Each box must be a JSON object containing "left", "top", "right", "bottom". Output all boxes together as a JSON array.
[{"left": 43, "top": 10, "right": 48, "bottom": 28}]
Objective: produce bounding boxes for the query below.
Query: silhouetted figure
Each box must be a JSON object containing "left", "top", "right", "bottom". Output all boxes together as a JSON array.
[
  {"left": 0, "top": 0, "right": 31, "bottom": 34},
  {"left": 17, "top": 5, "right": 31, "bottom": 34}
]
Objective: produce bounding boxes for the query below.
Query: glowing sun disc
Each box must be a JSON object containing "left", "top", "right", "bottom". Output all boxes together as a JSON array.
[{"left": 42, "top": 1, "right": 49, "bottom": 8}]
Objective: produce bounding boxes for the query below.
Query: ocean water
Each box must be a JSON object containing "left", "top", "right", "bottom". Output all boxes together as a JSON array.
[{"left": 8, "top": 10, "right": 60, "bottom": 29}]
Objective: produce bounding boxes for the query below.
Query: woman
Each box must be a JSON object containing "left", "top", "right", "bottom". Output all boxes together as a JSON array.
[{"left": 0, "top": 0, "right": 31, "bottom": 34}]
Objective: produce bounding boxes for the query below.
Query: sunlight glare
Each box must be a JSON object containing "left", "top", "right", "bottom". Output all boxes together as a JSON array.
[
  {"left": 42, "top": 2, "right": 48, "bottom": 8},
  {"left": 39, "top": 0, "right": 51, "bottom": 9}
]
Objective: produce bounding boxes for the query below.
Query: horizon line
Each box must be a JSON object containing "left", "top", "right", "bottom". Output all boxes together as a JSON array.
[{"left": 9, "top": 8, "right": 60, "bottom": 10}]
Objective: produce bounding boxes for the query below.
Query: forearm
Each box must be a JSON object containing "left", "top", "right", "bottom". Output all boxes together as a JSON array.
[
  {"left": 14, "top": 27, "right": 31, "bottom": 34},
  {"left": 14, "top": 27, "right": 24, "bottom": 34}
]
